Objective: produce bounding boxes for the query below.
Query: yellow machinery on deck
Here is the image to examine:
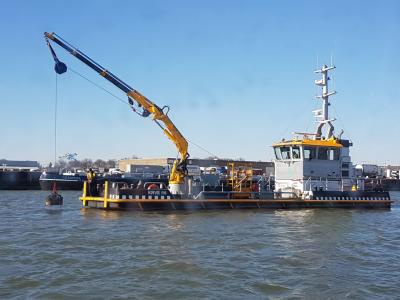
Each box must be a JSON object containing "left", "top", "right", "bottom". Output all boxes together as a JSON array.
[{"left": 228, "top": 162, "right": 255, "bottom": 199}]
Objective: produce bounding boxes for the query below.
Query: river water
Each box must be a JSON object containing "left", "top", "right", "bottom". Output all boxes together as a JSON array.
[{"left": 0, "top": 191, "right": 399, "bottom": 299}]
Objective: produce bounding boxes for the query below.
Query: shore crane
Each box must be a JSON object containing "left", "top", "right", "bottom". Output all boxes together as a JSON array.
[{"left": 44, "top": 32, "right": 189, "bottom": 195}]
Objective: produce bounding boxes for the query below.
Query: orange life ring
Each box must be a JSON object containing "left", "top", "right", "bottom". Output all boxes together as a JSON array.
[{"left": 147, "top": 183, "right": 158, "bottom": 190}]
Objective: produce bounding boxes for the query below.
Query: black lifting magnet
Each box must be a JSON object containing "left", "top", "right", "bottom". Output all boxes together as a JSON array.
[{"left": 46, "top": 38, "right": 67, "bottom": 74}]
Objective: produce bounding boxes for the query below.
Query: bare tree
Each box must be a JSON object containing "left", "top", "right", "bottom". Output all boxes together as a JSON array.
[
  {"left": 106, "top": 159, "right": 117, "bottom": 168},
  {"left": 55, "top": 159, "right": 67, "bottom": 169},
  {"left": 94, "top": 159, "right": 107, "bottom": 168},
  {"left": 68, "top": 160, "right": 82, "bottom": 169},
  {"left": 81, "top": 159, "right": 93, "bottom": 170}
]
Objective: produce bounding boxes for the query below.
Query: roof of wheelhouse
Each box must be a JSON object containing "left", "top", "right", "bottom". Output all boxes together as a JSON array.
[{"left": 272, "top": 137, "right": 343, "bottom": 148}]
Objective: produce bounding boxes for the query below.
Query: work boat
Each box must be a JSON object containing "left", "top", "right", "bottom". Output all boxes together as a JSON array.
[
  {"left": 43, "top": 32, "right": 391, "bottom": 210},
  {"left": 77, "top": 64, "right": 390, "bottom": 211},
  {"left": 272, "top": 64, "right": 390, "bottom": 202}
]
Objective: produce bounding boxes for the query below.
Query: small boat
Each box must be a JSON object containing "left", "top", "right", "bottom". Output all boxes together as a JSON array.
[{"left": 45, "top": 183, "right": 63, "bottom": 206}]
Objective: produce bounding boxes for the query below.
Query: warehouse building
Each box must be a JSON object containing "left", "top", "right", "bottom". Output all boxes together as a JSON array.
[{"left": 119, "top": 158, "right": 274, "bottom": 175}]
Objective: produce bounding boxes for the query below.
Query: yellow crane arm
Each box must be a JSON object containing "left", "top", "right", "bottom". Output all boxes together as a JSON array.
[{"left": 127, "top": 90, "right": 189, "bottom": 183}]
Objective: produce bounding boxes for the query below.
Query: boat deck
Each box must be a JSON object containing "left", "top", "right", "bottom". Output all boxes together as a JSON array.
[{"left": 80, "top": 195, "right": 392, "bottom": 210}]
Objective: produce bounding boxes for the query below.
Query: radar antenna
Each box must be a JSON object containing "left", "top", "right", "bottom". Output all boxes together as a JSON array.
[{"left": 313, "top": 64, "right": 337, "bottom": 139}]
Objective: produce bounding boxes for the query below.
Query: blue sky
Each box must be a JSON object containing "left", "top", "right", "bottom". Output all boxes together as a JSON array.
[{"left": 0, "top": 0, "right": 399, "bottom": 165}]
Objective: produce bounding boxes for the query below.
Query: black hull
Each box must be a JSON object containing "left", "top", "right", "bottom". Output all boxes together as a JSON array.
[
  {"left": 364, "top": 178, "right": 400, "bottom": 191},
  {"left": 80, "top": 182, "right": 391, "bottom": 211},
  {"left": 0, "top": 171, "right": 41, "bottom": 190},
  {"left": 83, "top": 198, "right": 392, "bottom": 211},
  {"left": 311, "top": 190, "right": 390, "bottom": 200},
  {"left": 382, "top": 179, "right": 400, "bottom": 191},
  {"left": 40, "top": 179, "right": 84, "bottom": 190}
]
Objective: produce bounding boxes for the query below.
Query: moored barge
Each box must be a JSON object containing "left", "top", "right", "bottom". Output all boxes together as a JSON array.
[{"left": 0, "top": 160, "right": 41, "bottom": 190}]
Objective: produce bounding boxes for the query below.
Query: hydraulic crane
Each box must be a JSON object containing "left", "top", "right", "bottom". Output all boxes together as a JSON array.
[{"left": 44, "top": 32, "right": 189, "bottom": 195}]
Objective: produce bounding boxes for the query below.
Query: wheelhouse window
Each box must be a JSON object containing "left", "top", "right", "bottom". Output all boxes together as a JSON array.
[
  {"left": 329, "top": 148, "right": 340, "bottom": 160},
  {"left": 274, "top": 147, "right": 282, "bottom": 160},
  {"left": 280, "top": 146, "right": 291, "bottom": 160},
  {"left": 274, "top": 146, "right": 291, "bottom": 160},
  {"left": 304, "top": 146, "right": 316, "bottom": 160},
  {"left": 317, "top": 147, "right": 340, "bottom": 160},
  {"left": 292, "top": 146, "right": 301, "bottom": 159},
  {"left": 318, "top": 147, "right": 329, "bottom": 160}
]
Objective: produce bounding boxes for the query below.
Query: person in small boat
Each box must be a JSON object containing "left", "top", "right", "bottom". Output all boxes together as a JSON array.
[{"left": 87, "top": 168, "right": 97, "bottom": 196}]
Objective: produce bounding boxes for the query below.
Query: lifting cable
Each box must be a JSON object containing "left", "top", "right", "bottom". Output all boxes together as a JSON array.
[
  {"left": 47, "top": 40, "right": 219, "bottom": 160},
  {"left": 54, "top": 74, "right": 58, "bottom": 166},
  {"left": 186, "top": 138, "right": 219, "bottom": 159},
  {"left": 68, "top": 67, "right": 141, "bottom": 114},
  {"left": 67, "top": 66, "right": 220, "bottom": 159}
]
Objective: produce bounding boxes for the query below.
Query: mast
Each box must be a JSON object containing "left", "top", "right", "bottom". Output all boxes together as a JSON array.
[{"left": 313, "top": 64, "right": 337, "bottom": 139}]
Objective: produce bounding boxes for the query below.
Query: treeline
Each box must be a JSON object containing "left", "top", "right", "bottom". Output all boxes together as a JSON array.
[{"left": 54, "top": 159, "right": 117, "bottom": 170}]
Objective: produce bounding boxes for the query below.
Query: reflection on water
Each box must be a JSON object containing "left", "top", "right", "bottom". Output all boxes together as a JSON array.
[
  {"left": 44, "top": 207, "right": 63, "bottom": 216},
  {"left": 0, "top": 191, "right": 399, "bottom": 299},
  {"left": 79, "top": 207, "right": 126, "bottom": 220},
  {"left": 164, "top": 214, "right": 186, "bottom": 231},
  {"left": 274, "top": 209, "right": 316, "bottom": 224}
]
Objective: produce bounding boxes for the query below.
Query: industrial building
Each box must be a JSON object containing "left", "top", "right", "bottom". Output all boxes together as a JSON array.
[
  {"left": 119, "top": 158, "right": 274, "bottom": 175},
  {"left": 0, "top": 160, "right": 40, "bottom": 171}
]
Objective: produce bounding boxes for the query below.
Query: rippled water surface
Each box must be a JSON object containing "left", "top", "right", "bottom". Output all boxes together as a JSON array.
[{"left": 0, "top": 191, "right": 399, "bottom": 299}]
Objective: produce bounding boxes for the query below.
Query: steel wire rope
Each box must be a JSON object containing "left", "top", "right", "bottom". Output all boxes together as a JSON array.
[
  {"left": 186, "top": 138, "right": 219, "bottom": 159},
  {"left": 54, "top": 74, "right": 58, "bottom": 166},
  {"left": 68, "top": 67, "right": 133, "bottom": 108},
  {"left": 68, "top": 66, "right": 220, "bottom": 159}
]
